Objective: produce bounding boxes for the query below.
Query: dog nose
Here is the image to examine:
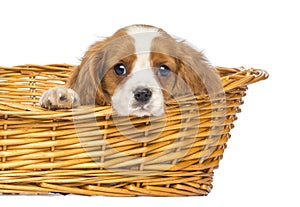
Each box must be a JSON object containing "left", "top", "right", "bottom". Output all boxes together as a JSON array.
[{"left": 134, "top": 88, "right": 152, "bottom": 102}]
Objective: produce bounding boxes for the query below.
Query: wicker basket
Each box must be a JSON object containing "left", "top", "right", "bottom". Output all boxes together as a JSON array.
[{"left": 0, "top": 64, "right": 268, "bottom": 196}]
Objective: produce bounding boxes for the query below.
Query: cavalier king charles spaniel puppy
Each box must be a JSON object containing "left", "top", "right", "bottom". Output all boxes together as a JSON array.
[{"left": 40, "top": 24, "right": 221, "bottom": 117}]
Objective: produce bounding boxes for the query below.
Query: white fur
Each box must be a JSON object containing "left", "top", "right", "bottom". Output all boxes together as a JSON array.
[
  {"left": 112, "top": 68, "right": 164, "bottom": 116},
  {"left": 126, "top": 25, "right": 160, "bottom": 35},
  {"left": 111, "top": 26, "right": 164, "bottom": 117}
]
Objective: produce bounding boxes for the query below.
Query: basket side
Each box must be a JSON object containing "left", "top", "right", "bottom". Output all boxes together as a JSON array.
[{"left": 0, "top": 65, "right": 268, "bottom": 196}]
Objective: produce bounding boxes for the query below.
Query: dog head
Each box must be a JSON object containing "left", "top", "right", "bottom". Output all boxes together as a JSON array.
[{"left": 68, "top": 24, "right": 221, "bottom": 117}]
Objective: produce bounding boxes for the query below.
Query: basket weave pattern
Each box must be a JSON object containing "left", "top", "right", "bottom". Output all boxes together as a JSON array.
[{"left": 0, "top": 64, "right": 268, "bottom": 196}]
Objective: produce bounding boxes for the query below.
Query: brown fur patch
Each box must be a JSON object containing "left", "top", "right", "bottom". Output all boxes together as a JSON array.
[
  {"left": 67, "top": 28, "right": 136, "bottom": 105},
  {"left": 150, "top": 32, "right": 222, "bottom": 99}
]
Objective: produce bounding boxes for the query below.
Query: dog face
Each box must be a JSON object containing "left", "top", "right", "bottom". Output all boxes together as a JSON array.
[{"left": 67, "top": 25, "right": 221, "bottom": 117}]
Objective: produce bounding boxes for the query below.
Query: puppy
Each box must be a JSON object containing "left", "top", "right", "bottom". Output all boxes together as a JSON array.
[{"left": 39, "top": 24, "right": 221, "bottom": 117}]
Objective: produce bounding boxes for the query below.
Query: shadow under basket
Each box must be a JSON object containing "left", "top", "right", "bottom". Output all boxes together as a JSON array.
[{"left": 0, "top": 64, "right": 268, "bottom": 196}]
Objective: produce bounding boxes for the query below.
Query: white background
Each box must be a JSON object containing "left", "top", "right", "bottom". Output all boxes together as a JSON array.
[{"left": 0, "top": 0, "right": 299, "bottom": 206}]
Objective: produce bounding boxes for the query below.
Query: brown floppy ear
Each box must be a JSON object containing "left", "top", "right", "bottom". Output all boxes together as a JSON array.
[
  {"left": 66, "top": 42, "right": 108, "bottom": 105},
  {"left": 174, "top": 41, "right": 222, "bottom": 98}
]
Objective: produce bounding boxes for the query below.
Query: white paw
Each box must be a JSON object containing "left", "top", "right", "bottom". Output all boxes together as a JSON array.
[{"left": 39, "top": 86, "right": 80, "bottom": 110}]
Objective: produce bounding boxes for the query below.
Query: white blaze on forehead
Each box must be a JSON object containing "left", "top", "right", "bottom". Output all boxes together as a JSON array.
[
  {"left": 126, "top": 25, "right": 160, "bottom": 33},
  {"left": 126, "top": 25, "right": 161, "bottom": 72},
  {"left": 125, "top": 25, "right": 162, "bottom": 89},
  {"left": 126, "top": 25, "right": 160, "bottom": 52}
]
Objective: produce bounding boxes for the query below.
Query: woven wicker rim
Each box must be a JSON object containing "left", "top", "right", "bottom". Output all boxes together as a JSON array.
[{"left": 0, "top": 65, "right": 268, "bottom": 117}]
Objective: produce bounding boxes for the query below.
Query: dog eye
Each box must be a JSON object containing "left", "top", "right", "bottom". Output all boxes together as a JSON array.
[
  {"left": 158, "top": 65, "right": 171, "bottom": 77},
  {"left": 114, "top": 63, "right": 127, "bottom": 76}
]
